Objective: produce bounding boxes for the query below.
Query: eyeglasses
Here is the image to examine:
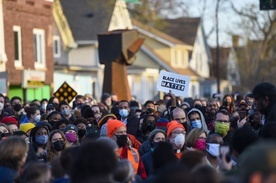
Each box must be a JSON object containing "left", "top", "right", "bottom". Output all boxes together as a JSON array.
[{"left": 172, "top": 130, "right": 186, "bottom": 135}]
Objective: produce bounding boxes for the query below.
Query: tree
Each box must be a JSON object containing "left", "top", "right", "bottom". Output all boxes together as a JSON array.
[
  {"left": 231, "top": 3, "right": 276, "bottom": 91},
  {"left": 127, "top": 0, "right": 188, "bottom": 29}
]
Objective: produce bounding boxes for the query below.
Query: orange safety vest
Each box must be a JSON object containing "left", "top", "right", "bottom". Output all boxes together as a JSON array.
[{"left": 117, "top": 147, "right": 140, "bottom": 174}]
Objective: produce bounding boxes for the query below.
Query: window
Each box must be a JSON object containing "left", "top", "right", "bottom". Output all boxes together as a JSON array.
[
  {"left": 13, "top": 26, "right": 22, "bottom": 67},
  {"left": 53, "top": 36, "right": 61, "bottom": 58},
  {"left": 203, "top": 85, "right": 211, "bottom": 98},
  {"left": 33, "top": 29, "right": 45, "bottom": 68}
]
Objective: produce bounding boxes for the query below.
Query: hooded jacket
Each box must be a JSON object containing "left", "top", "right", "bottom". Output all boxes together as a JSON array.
[{"left": 187, "top": 108, "right": 210, "bottom": 134}]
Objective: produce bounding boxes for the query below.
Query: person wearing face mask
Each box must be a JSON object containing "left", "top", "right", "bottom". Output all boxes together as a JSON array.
[
  {"left": 137, "top": 115, "right": 157, "bottom": 143},
  {"left": 118, "top": 100, "right": 140, "bottom": 137},
  {"left": 141, "top": 129, "right": 166, "bottom": 176},
  {"left": 106, "top": 119, "right": 147, "bottom": 179},
  {"left": 63, "top": 124, "right": 80, "bottom": 147},
  {"left": 10, "top": 96, "right": 28, "bottom": 124},
  {"left": 74, "top": 118, "right": 88, "bottom": 143},
  {"left": 46, "top": 129, "right": 67, "bottom": 165},
  {"left": 30, "top": 126, "right": 49, "bottom": 162},
  {"left": 221, "top": 94, "right": 235, "bottom": 115},
  {"left": 0, "top": 94, "right": 8, "bottom": 122},
  {"left": 167, "top": 120, "right": 186, "bottom": 159},
  {"left": 187, "top": 108, "right": 210, "bottom": 134},
  {"left": 59, "top": 101, "right": 75, "bottom": 123},
  {"left": 99, "top": 93, "right": 112, "bottom": 114},
  {"left": 185, "top": 128, "right": 207, "bottom": 151},
  {"left": 205, "top": 134, "right": 223, "bottom": 169},
  {"left": 40, "top": 99, "right": 48, "bottom": 115},
  {"left": 26, "top": 106, "right": 41, "bottom": 124},
  {"left": 210, "top": 109, "right": 233, "bottom": 145}
]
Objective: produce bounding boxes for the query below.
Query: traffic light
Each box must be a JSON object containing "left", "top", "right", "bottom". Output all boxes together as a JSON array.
[{"left": 260, "top": 0, "right": 276, "bottom": 10}]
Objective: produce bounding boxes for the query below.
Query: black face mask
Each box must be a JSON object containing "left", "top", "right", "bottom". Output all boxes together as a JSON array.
[
  {"left": 13, "top": 104, "right": 22, "bottom": 112},
  {"left": 52, "top": 140, "right": 65, "bottom": 151},
  {"left": 116, "top": 135, "right": 128, "bottom": 148},
  {"left": 147, "top": 122, "right": 156, "bottom": 132},
  {"left": 78, "top": 129, "right": 86, "bottom": 138}
]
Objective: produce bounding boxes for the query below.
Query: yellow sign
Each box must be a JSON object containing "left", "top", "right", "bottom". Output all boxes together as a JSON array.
[{"left": 53, "top": 82, "right": 77, "bottom": 103}]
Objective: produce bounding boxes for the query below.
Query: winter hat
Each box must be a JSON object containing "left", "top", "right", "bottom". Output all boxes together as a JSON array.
[
  {"left": 98, "top": 113, "right": 117, "bottom": 128},
  {"left": 82, "top": 108, "right": 94, "bottom": 119},
  {"left": 63, "top": 124, "right": 78, "bottom": 134},
  {"left": 106, "top": 119, "right": 126, "bottom": 138},
  {"left": 1, "top": 116, "right": 18, "bottom": 126},
  {"left": 167, "top": 120, "right": 185, "bottom": 137},
  {"left": 149, "top": 129, "right": 166, "bottom": 147},
  {"left": 20, "top": 123, "right": 36, "bottom": 133},
  {"left": 156, "top": 118, "right": 169, "bottom": 132}
]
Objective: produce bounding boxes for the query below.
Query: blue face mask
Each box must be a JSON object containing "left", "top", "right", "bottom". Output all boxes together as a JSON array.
[
  {"left": 119, "top": 109, "right": 129, "bottom": 118},
  {"left": 191, "top": 120, "right": 202, "bottom": 129},
  {"left": 36, "top": 135, "right": 48, "bottom": 145}
]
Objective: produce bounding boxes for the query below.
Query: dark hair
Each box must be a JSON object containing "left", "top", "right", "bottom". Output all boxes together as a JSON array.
[
  {"left": 191, "top": 165, "right": 221, "bottom": 183},
  {"left": 25, "top": 106, "right": 39, "bottom": 118},
  {"left": 215, "top": 109, "right": 231, "bottom": 120},
  {"left": 180, "top": 150, "right": 205, "bottom": 169},
  {"left": 73, "top": 117, "right": 88, "bottom": 126},
  {"left": 230, "top": 127, "right": 258, "bottom": 155},
  {"left": 152, "top": 142, "right": 178, "bottom": 171},
  {"left": 70, "top": 141, "right": 118, "bottom": 183},
  {"left": 10, "top": 96, "right": 22, "bottom": 105},
  {"left": 119, "top": 100, "right": 130, "bottom": 108},
  {"left": 22, "top": 162, "right": 50, "bottom": 183}
]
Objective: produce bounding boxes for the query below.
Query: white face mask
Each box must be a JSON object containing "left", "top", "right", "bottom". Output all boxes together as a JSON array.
[
  {"left": 173, "top": 133, "right": 185, "bottom": 149},
  {"left": 206, "top": 143, "right": 220, "bottom": 157},
  {"left": 41, "top": 103, "right": 47, "bottom": 110},
  {"left": 0, "top": 102, "right": 3, "bottom": 111},
  {"left": 34, "top": 114, "right": 41, "bottom": 123}
]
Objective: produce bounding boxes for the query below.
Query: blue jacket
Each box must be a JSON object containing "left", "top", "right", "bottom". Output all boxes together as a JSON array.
[{"left": 0, "top": 166, "right": 19, "bottom": 183}]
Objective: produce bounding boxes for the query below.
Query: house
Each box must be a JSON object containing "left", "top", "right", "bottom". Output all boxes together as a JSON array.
[
  {"left": 1, "top": 0, "right": 54, "bottom": 102},
  {"left": 53, "top": 0, "right": 132, "bottom": 101},
  {"left": 129, "top": 19, "right": 203, "bottom": 102}
]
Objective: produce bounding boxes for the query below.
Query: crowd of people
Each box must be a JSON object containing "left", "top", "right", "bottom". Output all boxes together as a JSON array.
[{"left": 0, "top": 82, "right": 276, "bottom": 183}]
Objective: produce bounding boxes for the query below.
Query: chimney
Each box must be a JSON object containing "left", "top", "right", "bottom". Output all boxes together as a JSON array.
[{"left": 232, "top": 35, "right": 240, "bottom": 47}]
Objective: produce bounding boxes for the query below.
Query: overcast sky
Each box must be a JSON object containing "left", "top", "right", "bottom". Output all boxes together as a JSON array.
[{"left": 183, "top": 0, "right": 261, "bottom": 47}]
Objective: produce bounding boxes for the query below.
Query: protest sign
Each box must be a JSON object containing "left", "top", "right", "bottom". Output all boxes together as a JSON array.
[{"left": 157, "top": 70, "right": 190, "bottom": 97}]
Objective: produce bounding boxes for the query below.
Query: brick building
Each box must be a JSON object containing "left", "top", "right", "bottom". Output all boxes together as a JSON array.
[{"left": 1, "top": 0, "right": 54, "bottom": 102}]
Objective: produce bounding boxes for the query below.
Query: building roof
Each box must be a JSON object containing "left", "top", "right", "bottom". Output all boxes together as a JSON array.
[
  {"left": 132, "top": 19, "right": 189, "bottom": 46},
  {"left": 142, "top": 44, "right": 200, "bottom": 77},
  {"left": 163, "top": 18, "right": 201, "bottom": 46},
  {"left": 59, "top": 0, "right": 116, "bottom": 41}
]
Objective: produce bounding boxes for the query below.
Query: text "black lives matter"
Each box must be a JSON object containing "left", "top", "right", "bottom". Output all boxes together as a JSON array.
[{"left": 161, "top": 76, "right": 186, "bottom": 91}]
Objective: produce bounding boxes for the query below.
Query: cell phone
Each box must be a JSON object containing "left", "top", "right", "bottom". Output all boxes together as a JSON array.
[
  {"left": 220, "top": 145, "right": 231, "bottom": 162},
  {"left": 220, "top": 145, "right": 229, "bottom": 155}
]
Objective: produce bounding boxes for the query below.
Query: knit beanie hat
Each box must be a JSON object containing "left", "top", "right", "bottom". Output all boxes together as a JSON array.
[
  {"left": 63, "top": 124, "right": 78, "bottom": 134},
  {"left": 20, "top": 123, "right": 36, "bottom": 133},
  {"left": 98, "top": 113, "right": 117, "bottom": 128},
  {"left": 1, "top": 116, "right": 18, "bottom": 126},
  {"left": 149, "top": 129, "right": 166, "bottom": 147},
  {"left": 156, "top": 118, "right": 169, "bottom": 132},
  {"left": 167, "top": 120, "right": 185, "bottom": 137},
  {"left": 106, "top": 119, "right": 126, "bottom": 138}
]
